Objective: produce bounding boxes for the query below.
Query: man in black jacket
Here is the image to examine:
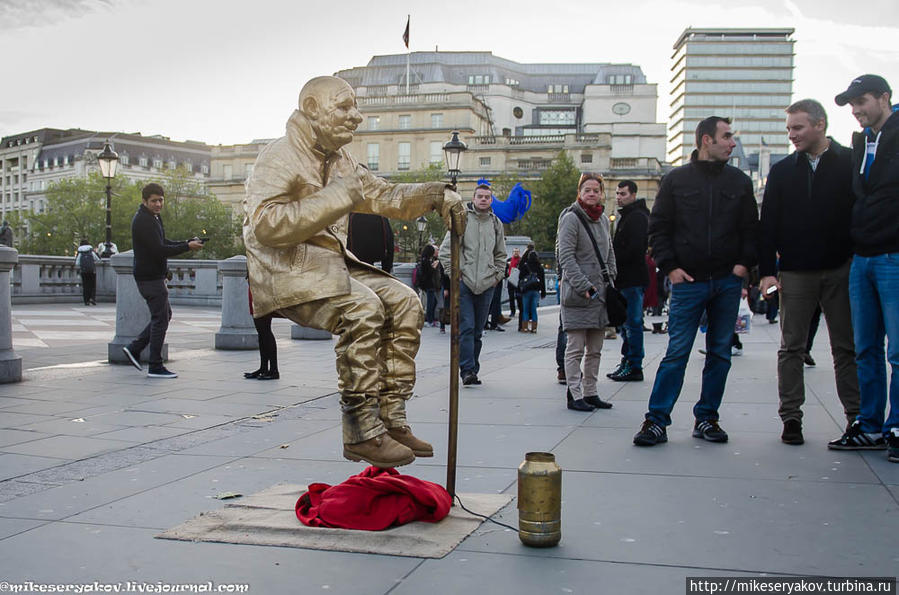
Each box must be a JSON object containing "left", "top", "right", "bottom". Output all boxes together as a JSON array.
[
  {"left": 608, "top": 180, "right": 649, "bottom": 382},
  {"left": 759, "top": 99, "right": 859, "bottom": 446},
  {"left": 634, "top": 116, "right": 758, "bottom": 447},
  {"left": 828, "top": 75, "right": 899, "bottom": 463},
  {"left": 122, "top": 183, "right": 203, "bottom": 378}
]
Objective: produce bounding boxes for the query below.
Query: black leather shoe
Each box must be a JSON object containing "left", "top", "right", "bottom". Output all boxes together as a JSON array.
[
  {"left": 566, "top": 388, "right": 595, "bottom": 411},
  {"left": 583, "top": 395, "right": 613, "bottom": 409},
  {"left": 781, "top": 419, "right": 804, "bottom": 445},
  {"left": 256, "top": 370, "right": 280, "bottom": 380},
  {"left": 244, "top": 369, "right": 264, "bottom": 379}
]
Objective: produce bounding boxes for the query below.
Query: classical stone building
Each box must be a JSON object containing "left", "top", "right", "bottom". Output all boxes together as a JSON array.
[
  {"left": 668, "top": 28, "right": 795, "bottom": 166},
  {"left": 206, "top": 140, "right": 274, "bottom": 209},
  {"left": 335, "top": 51, "right": 667, "bottom": 204},
  {"left": 0, "top": 128, "right": 211, "bottom": 218}
]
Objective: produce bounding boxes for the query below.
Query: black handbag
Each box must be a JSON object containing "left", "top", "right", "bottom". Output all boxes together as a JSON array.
[{"left": 572, "top": 210, "right": 628, "bottom": 327}]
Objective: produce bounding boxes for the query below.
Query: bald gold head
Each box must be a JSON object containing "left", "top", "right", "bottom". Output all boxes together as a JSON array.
[{"left": 299, "top": 76, "right": 362, "bottom": 152}]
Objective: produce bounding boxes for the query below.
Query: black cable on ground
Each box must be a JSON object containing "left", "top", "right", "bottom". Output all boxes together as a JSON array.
[{"left": 454, "top": 494, "right": 518, "bottom": 531}]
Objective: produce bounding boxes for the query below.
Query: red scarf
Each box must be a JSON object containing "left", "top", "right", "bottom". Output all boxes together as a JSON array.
[{"left": 577, "top": 198, "right": 604, "bottom": 221}]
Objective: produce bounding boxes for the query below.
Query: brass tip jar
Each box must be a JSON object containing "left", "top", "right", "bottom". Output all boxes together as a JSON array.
[{"left": 517, "top": 452, "right": 561, "bottom": 547}]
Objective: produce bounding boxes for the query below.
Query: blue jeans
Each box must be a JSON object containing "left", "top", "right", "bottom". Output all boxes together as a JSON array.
[
  {"left": 646, "top": 274, "right": 742, "bottom": 427},
  {"left": 459, "top": 282, "right": 495, "bottom": 376},
  {"left": 849, "top": 253, "right": 899, "bottom": 435},
  {"left": 522, "top": 290, "right": 540, "bottom": 322},
  {"left": 424, "top": 289, "right": 437, "bottom": 323},
  {"left": 620, "top": 286, "right": 645, "bottom": 369}
]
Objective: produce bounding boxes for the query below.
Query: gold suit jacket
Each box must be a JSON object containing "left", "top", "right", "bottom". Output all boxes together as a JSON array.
[{"left": 243, "top": 110, "right": 447, "bottom": 317}]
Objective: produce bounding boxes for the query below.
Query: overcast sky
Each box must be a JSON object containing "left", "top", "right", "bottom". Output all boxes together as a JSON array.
[{"left": 1, "top": 0, "right": 897, "bottom": 149}]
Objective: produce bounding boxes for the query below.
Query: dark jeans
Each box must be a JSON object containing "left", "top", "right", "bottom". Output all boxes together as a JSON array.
[
  {"left": 130, "top": 278, "right": 172, "bottom": 367},
  {"left": 424, "top": 289, "right": 438, "bottom": 323},
  {"left": 646, "top": 274, "right": 743, "bottom": 427},
  {"left": 508, "top": 285, "right": 518, "bottom": 316},
  {"left": 459, "top": 282, "right": 494, "bottom": 376},
  {"left": 488, "top": 283, "right": 503, "bottom": 327},
  {"left": 80, "top": 272, "right": 96, "bottom": 304},
  {"left": 619, "top": 286, "right": 645, "bottom": 369}
]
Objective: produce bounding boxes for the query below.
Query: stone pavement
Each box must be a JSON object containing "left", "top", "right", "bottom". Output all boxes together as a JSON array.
[{"left": 0, "top": 303, "right": 896, "bottom": 594}]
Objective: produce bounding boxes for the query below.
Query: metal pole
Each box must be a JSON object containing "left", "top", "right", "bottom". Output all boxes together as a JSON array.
[
  {"left": 445, "top": 181, "right": 461, "bottom": 499},
  {"left": 103, "top": 182, "right": 112, "bottom": 258}
]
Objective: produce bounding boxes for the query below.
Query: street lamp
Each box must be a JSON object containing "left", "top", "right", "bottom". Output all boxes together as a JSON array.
[
  {"left": 442, "top": 130, "right": 467, "bottom": 187},
  {"left": 97, "top": 141, "right": 118, "bottom": 258},
  {"left": 416, "top": 215, "right": 427, "bottom": 252}
]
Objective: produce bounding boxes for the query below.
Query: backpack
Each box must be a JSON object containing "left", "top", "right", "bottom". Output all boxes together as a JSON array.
[{"left": 79, "top": 251, "right": 96, "bottom": 274}]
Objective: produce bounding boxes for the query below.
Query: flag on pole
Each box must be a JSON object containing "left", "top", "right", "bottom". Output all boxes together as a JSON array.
[{"left": 402, "top": 15, "right": 409, "bottom": 48}]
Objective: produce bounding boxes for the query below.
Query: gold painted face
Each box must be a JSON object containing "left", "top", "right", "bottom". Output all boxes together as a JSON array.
[{"left": 311, "top": 83, "right": 363, "bottom": 152}]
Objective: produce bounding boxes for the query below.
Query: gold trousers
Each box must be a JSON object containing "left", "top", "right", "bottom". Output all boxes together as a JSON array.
[{"left": 278, "top": 264, "right": 423, "bottom": 444}]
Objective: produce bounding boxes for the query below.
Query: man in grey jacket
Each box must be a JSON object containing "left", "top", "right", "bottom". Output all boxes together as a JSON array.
[{"left": 439, "top": 183, "right": 507, "bottom": 386}]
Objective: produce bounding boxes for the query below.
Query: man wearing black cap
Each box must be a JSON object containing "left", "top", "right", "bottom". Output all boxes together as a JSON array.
[{"left": 828, "top": 75, "right": 899, "bottom": 463}]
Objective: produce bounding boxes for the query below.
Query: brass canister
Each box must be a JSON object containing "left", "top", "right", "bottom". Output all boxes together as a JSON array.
[{"left": 517, "top": 452, "right": 561, "bottom": 547}]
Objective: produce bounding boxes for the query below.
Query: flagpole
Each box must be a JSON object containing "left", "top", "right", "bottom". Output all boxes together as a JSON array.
[{"left": 406, "top": 14, "right": 410, "bottom": 95}]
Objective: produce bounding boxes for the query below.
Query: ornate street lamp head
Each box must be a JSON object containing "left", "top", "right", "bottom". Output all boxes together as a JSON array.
[
  {"left": 443, "top": 131, "right": 467, "bottom": 184},
  {"left": 97, "top": 141, "right": 118, "bottom": 180}
]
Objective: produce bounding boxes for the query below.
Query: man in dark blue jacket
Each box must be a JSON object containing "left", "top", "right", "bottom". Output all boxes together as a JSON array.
[
  {"left": 828, "top": 75, "right": 899, "bottom": 463},
  {"left": 759, "top": 99, "right": 859, "bottom": 446},
  {"left": 122, "top": 183, "right": 203, "bottom": 378},
  {"left": 634, "top": 116, "right": 758, "bottom": 447}
]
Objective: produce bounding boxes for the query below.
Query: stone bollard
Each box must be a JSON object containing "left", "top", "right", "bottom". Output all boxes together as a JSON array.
[
  {"left": 107, "top": 251, "right": 168, "bottom": 364},
  {"left": 0, "top": 247, "right": 22, "bottom": 383},
  {"left": 215, "top": 256, "right": 257, "bottom": 350},
  {"left": 291, "top": 323, "right": 331, "bottom": 340}
]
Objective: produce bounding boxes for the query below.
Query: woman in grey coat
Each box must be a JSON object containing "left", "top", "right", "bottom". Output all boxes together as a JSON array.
[{"left": 558, "top": 173, "right": 617, "bottom": 411}]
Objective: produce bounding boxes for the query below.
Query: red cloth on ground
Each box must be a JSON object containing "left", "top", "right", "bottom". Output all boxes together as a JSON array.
[{"left": 295, "top": 466, "right": 452, "bottom": 531}]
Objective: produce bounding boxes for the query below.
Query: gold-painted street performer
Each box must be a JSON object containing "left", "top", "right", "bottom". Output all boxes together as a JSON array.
[{"left": 243, "top": 76, "right": 466, "bottom": 469}]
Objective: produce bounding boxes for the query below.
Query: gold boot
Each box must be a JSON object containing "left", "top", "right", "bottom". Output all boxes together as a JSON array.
[
  {"left": 387, "top": 425, "right": 434, "bottom": 457},
  {"left": 343, "top": 433, "right": 415, "bottom": 468}
]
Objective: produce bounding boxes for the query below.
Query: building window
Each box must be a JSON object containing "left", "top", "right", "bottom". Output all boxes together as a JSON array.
[
  {"left": 468, "top": 74, "right": 490, "bottom": 85},
  {"left": 185, "top": 162, "right": 193, "bottom": 173},
  {"left": 223, "top": 164, "right": 233, "bottom": 180},
  {"left": 504, "top": 78, "right": 519, "bottom": 86},
  {"left": 367, "top": 143, "right": 379, "bottom": 170},
  {"left": 398, "top": 115, "right": 411, "bottom": 130},
  {"left": 139, "top": 157, "right": 148, "bottom": 167},
  {"left": 167, "top": 160, "right": 177, "bottom": 170},
  {"left": 581, "top": 153, "right": 593, "bottom": 164},
  {"left": 607, "top": 74, "right": 633, "bottom": 85},
  {"left": 429, "top": 141, "right": 442, "bottom": 165},
  {"left": 547, "top": 84, "right": 569, "bottom": 94},
  {"left": 244, "top": 163, "right": 253, "bottom": 177},
  {"left": 431, "top": 113, "right": 443, "bottom": 129},
  {"left": 368, "top": 116, "right": 380, "bottom": 131},
  {"left": 153, "top": 159, "right": 163, "bottom": 169},
  {"left": 397, "top": 142, "right": 411, "bottom": 170},
  {"left": 120, "top": 154, "right": 129, "bottom": 165},
  {"left": 538, "top": 110, "right": 576, "bottom": 126},
  {"left": 201, "top": 164, "right": 209, "bottom": 174},
  {"left": 479, "top": 157, "right": 491, "bottom": 167}
]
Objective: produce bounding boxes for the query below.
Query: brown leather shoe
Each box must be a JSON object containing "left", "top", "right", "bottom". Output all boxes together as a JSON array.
[
  {"left": 387, "top": 425, "right": 434, "bottom": 457},
  {"left": 498, "top": 315, "right": 512, "bottom": 325},
  {"left": 343, "top": 433, "right": 415, "bottom": 468}
]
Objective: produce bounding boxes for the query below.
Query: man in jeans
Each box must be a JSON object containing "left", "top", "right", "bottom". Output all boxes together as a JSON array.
[
  {"left": 633, "top": 116, "right": 758, "bottom": 446},
  {"left": 607, "top": 180, "right": 649, "bottom": 382},
  {"left": 759, "top": 99, "right": 859, "bottom": 446},
  {"left": 439, "top": 182, "right": 506, "bottom": 386},
  {"left": 122, "top": 183, "right": 203, "bottom": 378},
  {"left": 828, "top": 75, "right": 899, "bottom": 463}
]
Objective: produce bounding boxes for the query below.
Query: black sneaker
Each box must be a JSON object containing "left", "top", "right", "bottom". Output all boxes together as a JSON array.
[
  {"left": 888, "top": 429, "right": 899, "bottom": 463},
  {"left": 803, "top": 353, "right": 816, "bottom": 367},
  {"left": 693, "top": 419, "right": 728, "bottom": 443},
  {"left": 147, "top": 366, "right": 178, "bottom": 379},
  {"left": 633, "top": 420, "right": 667, "bottom": 446},
  {"left": 461, "top": 372, "right": 479, "bottom": 386},
  {"left": 828, "top": 420, "right": 886, "bottom": 450},
  {"left": 610, "top": 363, "right": 643, "bottom": 382},
  {"left": 122, "top": 346, "right": 142, "bottom": 371},
  {"left": 781, "top": 419, "right": 804, "bottom": 445},
  {"left": 606, "top": 359, "right": 626, "bottom": 379}
]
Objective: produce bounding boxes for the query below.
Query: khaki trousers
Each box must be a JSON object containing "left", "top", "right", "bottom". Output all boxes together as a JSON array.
[
  {"left": 777, "top": 260, "right": 859, "bottom": 423},
  {"left": 565, "top": 328, "right": 605, "bottom": 400},
  {"left": 279, "top": 264, "right": 423, "bottom": 444}
]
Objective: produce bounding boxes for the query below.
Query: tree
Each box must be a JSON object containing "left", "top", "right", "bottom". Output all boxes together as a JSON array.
[
  {"left": 515, "top": 151, "right": 580, "bottom": 251},
  {"left": 386, "top": 163, "right": 449, "bottom": 262},
  {"left": 12, "top": 168, "right": 241, "bottom": 258}
]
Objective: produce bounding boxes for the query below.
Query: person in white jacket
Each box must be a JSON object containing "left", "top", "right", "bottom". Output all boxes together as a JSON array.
[{"left": 75, "top": 239, "right": 100, "bottom": 305}]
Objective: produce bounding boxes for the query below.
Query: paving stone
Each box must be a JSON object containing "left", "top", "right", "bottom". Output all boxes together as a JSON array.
[
  {"left": 1, "top": 435, "right": 136, "bottom": 460},
  {"left": 0, "top": 453, "right": 68, "bottom": 480}
]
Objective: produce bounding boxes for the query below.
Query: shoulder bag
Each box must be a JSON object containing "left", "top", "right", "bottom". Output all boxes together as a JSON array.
[{"left": 571, "top": 210, "right": 627, "bottom": 327}]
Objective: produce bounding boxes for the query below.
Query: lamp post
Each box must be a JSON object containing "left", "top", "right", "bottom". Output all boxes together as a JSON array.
[
  {"left": 442, "top": 131, "right": 467, "bottom": 499},
  {"left": 97, "top": 141, "right": 118, "bottom": 258},
  {"left": 416, "top": 215, "right": 427, "bottom": 252}
]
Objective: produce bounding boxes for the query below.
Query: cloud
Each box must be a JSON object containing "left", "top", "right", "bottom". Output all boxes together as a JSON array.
[{"left": 0, "top": 0, "right": 120, "bottom": 30}]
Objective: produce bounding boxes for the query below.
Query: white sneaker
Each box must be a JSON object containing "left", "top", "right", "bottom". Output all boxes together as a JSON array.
[{"left": 731, "top": 346, "right": 743, "bottom": 356}]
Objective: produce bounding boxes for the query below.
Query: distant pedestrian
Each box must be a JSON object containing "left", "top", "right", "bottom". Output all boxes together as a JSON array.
[
  {"left": 0, "top": 221, "right": 13, "bottom": 247},
  {"left": 245, "top": 289, "right": 279, "bottom": 380},
  {"left": 74, "top": 239, "right": 99, "bottom": 305},
  {"left": 415, "top": 244, "right": 441, "bottom": 327},
  {"left": 519, "top": 250, "right": 545, "bottom": 332},
  {"left": 507, "top": 247, "right": 521, "bottom": 317},
  {"left": 97, "top": 241, "right": 118, "bottom": 257},
  {"left": 558, "top": 173, "right": 616, "bottom": 412},
  {"left": 122, "top": 183, "right": 204, "bottom": 379}
]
